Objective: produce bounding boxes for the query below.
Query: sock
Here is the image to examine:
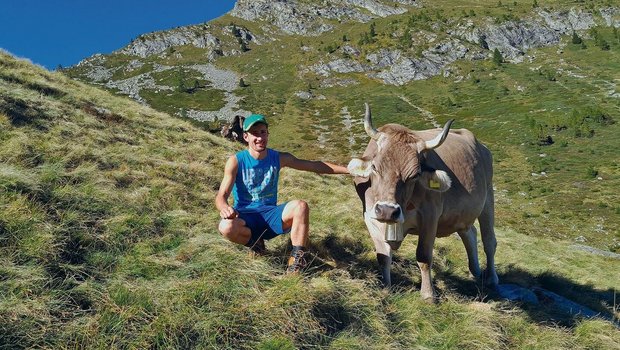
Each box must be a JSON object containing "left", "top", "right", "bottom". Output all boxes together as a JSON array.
[{"left": 291, "top": 245, "right": 306, "bottom": 255}]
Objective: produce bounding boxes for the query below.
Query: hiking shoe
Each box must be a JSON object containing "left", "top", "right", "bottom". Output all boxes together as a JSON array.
[
  {"left": 286, "top": 249, "right": 307, "bottom": 274},
  {"left": 248, "top": 238, "right": 266, "bottom": 257}
]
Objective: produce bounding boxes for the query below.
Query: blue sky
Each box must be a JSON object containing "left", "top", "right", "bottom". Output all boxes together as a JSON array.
[{"left": 0, "top": 0, "right": 237, "bottom": 70}]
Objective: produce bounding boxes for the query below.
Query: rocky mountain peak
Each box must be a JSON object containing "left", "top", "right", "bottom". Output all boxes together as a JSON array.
[{"left": 231, "top": 0, "right": 420, "bottom": 36}]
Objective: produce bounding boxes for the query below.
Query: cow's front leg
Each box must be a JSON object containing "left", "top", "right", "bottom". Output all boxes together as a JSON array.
[
  {"left": 416, "top": 220, "right": 438, "bottom": 302},
  {"left": 371, "top": 232, "right": 393, "bottom": 288},
  {"left": 377, "top": 253, "right": 392, "bottom": 287},
  {"left": 365, "top": 213, "right": 393, "bottom": 287}
]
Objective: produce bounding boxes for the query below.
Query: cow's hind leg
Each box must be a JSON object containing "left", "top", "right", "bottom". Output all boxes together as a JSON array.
[
  {"left": 478, "top": 196, "right": 499, "bottom": 288},
  {"left": 457, "top": 226, "right": 481, "bottom": 280}
]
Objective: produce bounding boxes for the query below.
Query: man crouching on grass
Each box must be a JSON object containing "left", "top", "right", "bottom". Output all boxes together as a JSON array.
[{"left": 215, "top": 114, "right": 349, "bottom": 274}]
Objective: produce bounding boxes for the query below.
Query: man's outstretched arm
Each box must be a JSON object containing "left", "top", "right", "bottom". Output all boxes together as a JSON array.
[{"left": 280, "top": 152, "right": 349, "bottom": 174}]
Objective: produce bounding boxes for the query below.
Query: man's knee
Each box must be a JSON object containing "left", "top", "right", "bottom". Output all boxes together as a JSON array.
[
  {"left": 219, "top": 218, "right": 251, "bottom": 245},
  {"left": 293, "top": 200, "right": 309, "bottom": 217},
  {"left": 218, "top": 219, "right": 234, "bottom": 237}
]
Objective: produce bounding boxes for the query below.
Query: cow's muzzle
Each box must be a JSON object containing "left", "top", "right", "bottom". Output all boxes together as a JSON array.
[{"left": 372, "top": 202, "right": 404, "bottom": 223}]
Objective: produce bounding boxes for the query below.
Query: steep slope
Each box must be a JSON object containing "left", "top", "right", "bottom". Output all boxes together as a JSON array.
[
  {"left": 1, "top": 52, "right": 620, "bottom": 349},
  {"left": 0, "top": 50, "right": 234, "bottom": 347}
]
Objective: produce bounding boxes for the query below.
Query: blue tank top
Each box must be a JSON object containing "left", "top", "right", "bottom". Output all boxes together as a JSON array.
[{"left": 232, "top": 149, "right": 280, "bottom": 212}]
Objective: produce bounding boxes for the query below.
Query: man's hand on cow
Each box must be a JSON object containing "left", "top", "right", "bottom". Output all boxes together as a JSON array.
[{"left": 220, "top": 206, "right": 238, "bottom": 220}]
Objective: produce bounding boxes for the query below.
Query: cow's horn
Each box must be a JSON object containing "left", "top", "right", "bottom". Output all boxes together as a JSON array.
[
  {"left": 364, "top": 103, "right": 379, "bottom": 140},
  {"left": 424, "top": 119, "right": 454, "bottom": 150}
]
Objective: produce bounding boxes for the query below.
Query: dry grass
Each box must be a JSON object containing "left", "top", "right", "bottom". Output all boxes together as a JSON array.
[{"left": 1, "top": 51, "right": 619, "bottom": 349}]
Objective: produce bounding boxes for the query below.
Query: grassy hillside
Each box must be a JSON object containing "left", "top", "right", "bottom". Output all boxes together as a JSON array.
[
  {"left": 64, "top": 0, "right": 620, "bottom": 254},
  {"left": 2, "top": 52, "right": 619, "bottom": 349}
]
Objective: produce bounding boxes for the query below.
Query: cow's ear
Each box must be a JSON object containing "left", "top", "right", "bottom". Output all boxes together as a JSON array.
[
  {"left": 418, "top": 170, "right": 451, "bottom": 192},
  {"left": 348, "top": 158, "right": 372, "bottom": 177}
]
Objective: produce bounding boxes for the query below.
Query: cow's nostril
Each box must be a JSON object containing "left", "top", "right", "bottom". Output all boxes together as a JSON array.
[
  {"left": 375, "top": 206, "right": 382, "bottom": 216},
  {"left": 391, "top": 207, "right": 401, "bottom": 220}
]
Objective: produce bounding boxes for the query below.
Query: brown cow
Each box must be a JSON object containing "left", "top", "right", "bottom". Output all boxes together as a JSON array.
[{"left": 348, "top": 103, "right": 498, "bottom": 301}]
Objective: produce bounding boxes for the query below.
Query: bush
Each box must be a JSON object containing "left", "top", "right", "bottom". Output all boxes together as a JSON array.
[
  {"left": 597, "top": 39, "right": 610, "bottom": 51},
  {"left": 586, "top": 166, "right": 598, "bottom": 178}
]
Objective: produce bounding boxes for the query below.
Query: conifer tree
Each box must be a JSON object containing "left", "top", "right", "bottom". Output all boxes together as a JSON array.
[
  {"left": 493, "top": 48, "right": 503, "bottom": 66},
  {"left": 571, "top": 31, "right": 582, "bottom": 45},
  {"left": 177, "top": 80, "right": 186, "bottom": 93},
  {"left": 176, "top": 70, "right": 187, "bottom": 92},
  {"left": 400, "top": 28, "right": 412, "bottom": 48}
]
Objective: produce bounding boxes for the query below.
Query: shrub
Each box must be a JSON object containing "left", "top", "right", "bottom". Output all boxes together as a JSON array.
[
  {"left": 597, "top": 39, "right": 610, "bottom": 51},
  {"left": 585, "top": 166, "right": 598, "bottom": 178}
]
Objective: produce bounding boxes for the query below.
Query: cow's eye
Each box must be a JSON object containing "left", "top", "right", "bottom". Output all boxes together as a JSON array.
[
  {"left": 406, "top": 172, "right": 420, "bottom": 182},
  {"left": 371, "top": 164, "right": 377, "bottom": 173}
]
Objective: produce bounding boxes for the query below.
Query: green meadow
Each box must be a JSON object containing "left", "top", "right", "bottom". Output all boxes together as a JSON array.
[
  {"left": 5, "top": 0, "right": 620, "bottom": 348},
  {"left": 2, "top": 47, "right": 619, "bottom": 348}
]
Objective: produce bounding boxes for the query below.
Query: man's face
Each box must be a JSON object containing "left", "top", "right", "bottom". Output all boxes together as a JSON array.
[{"left": 243, "top": 123, "right": 269, "bottom": 152}]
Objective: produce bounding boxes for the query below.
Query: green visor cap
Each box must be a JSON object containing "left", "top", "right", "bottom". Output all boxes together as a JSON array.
[{"left": 243, "top": 114, "right": 268, "bottom": 131}]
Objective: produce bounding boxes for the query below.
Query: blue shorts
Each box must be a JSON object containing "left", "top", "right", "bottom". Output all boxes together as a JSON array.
[{"left": 237, "top": 203, "right": 291, "bottom": 247}]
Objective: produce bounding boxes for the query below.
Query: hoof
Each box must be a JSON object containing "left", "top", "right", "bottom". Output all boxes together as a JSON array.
[
  {"left": 420, "top": 291, "right": 437, "bottom": 303},
  {"left": 481, "top": 269, "right": 499, "bottom": 289}
]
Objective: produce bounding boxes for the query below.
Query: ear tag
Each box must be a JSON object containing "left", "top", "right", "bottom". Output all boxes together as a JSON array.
[{"left": 429, "top": 179, "right": 441, "bottom": 189}]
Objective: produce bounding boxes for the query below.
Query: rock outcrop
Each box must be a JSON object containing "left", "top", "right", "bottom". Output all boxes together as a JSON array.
[
  {"left": 305, "top": 6, "right": 615, "bottom": 86},
  {"left": 600, "top": 7, "right": 620, "bottom": 27},
  {"left": 120, "top": 27, "right": 221, "bottom": 58},
  {"left": 230, "top": 0, "right": 420, "bottom": 36}
]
